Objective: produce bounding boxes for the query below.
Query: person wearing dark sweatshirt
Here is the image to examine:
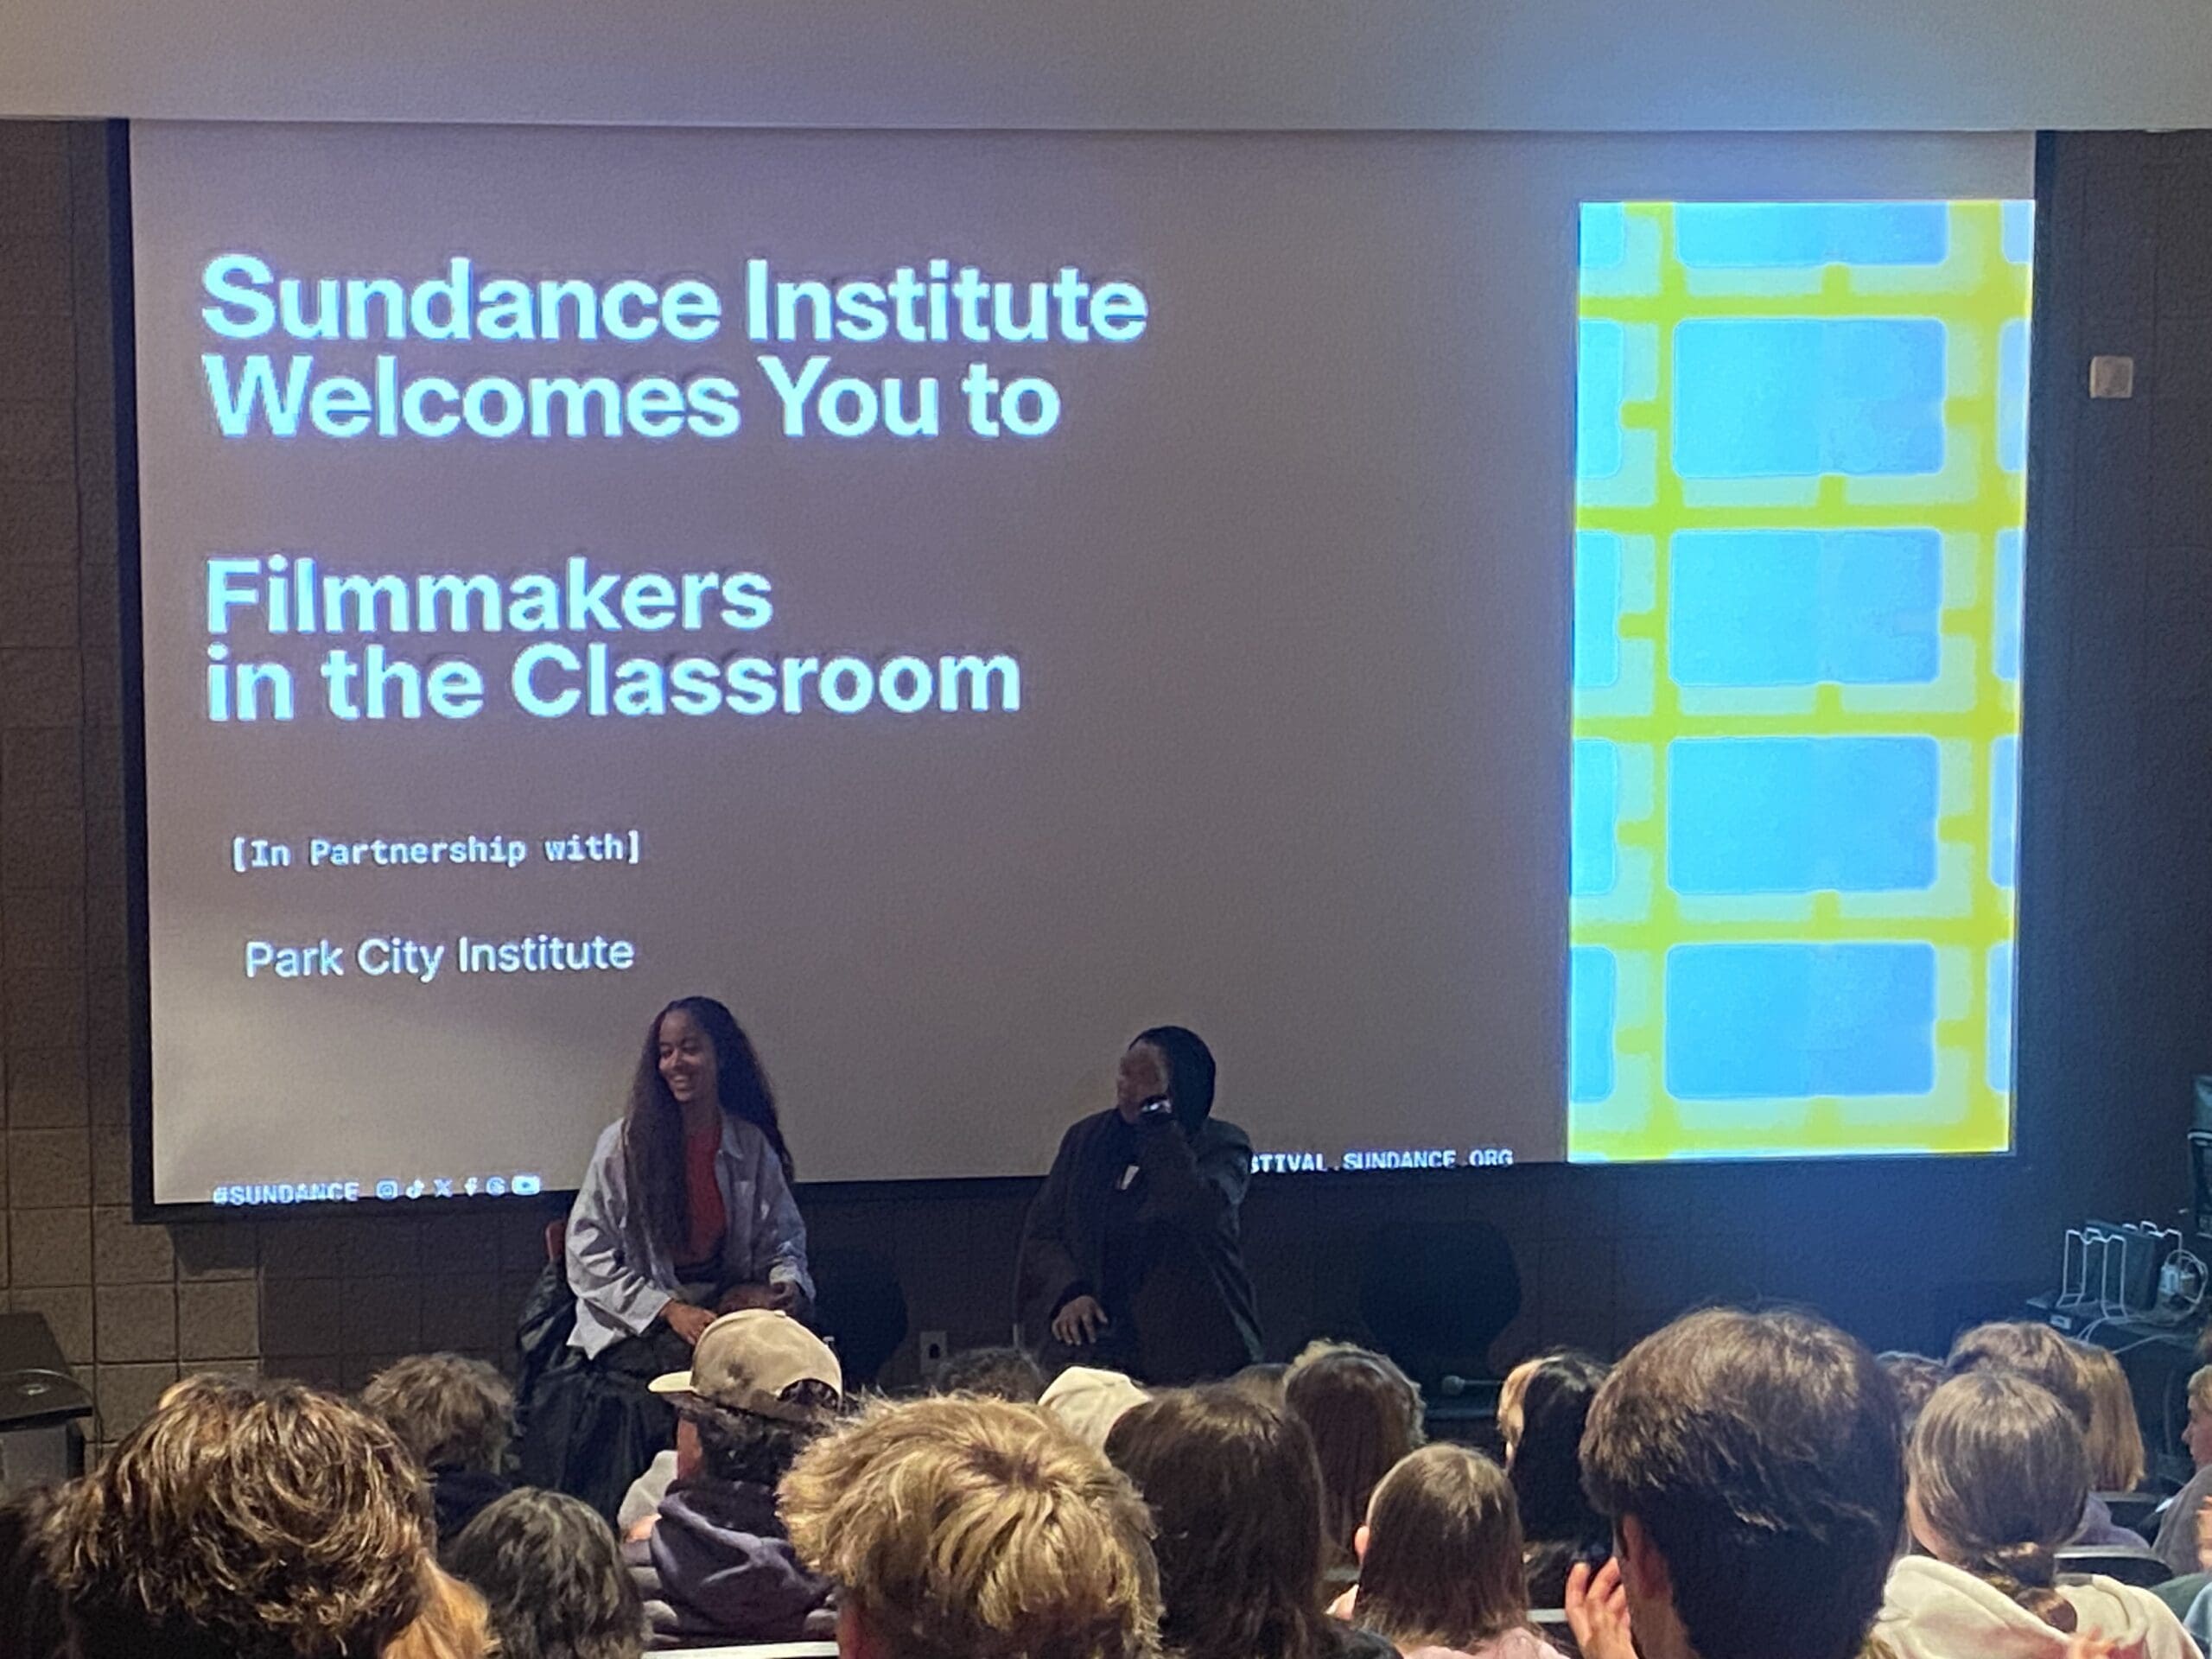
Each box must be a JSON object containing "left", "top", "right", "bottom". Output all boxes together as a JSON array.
[
  {"left": 1018, "top": 1026, "right": 1263, "bottom": 1384},
  {"left": 622, "top": 1309, "right": 840, "bottom": 1649}
]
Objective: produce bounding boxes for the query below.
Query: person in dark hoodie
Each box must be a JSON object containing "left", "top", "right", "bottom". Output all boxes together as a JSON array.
[
  {"left": 1018, "top": 1026, "right": 1262, "bottom": 1384},
  {"left": 359, "top": 1353, "right": 519, "bottom": 1560},
  {"left": 624, "top": 1308, "right": 839, "bottom": 1649}
]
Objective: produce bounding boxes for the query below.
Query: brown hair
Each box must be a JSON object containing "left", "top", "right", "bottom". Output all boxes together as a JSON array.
[
  {"left": 1580, "top": 1307, "right": 1904, "bottom": 1659},
  {"left": 1282, "top": 1341, "right": 1426, "bottom": 1567},
  {"left": 1353, "top": 1444, "right": 1529, "bottom": 1653},
  {"left": 361, "top": 1354, "right": 514, "bottom": 1475},
  {"left": 384, "top": 1565, "right": 497, "bottom": 1659},
  {"left": 1876, "top": 1353, "right": 1948, "bottom": 1431},
  {"left": 624, "top": 996, "right": 792, "bottom": 1262},
  {"left": 448, "top": 1488, "right": 642, "bottom": 1659},
  {"left": 2075, "top": 1344, "right": 2146, "bottom": 1492},
  {"left": 1946, "top": 1322, "right": 2093, "bottom": 1430},
  {"left": 1908, "top": 1370, "right": 2088, "bottom": 1633},
  {"left": 46, "top": 1376, "right": 431, "bottom": 1659},
  {"left": 1105, "top": 1387, "right": 1332, "bottom": 1659},
  {"left": 781, "top": 1395, "right": 1160, "bottom": 1659}
]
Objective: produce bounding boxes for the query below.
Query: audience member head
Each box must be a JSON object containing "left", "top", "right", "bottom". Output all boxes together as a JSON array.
[
  {"left": 2074, "top": 1342, "right": 2146, "bottom": 1492},
  {"left": 1503, "top": 1351, "right": 1610, "bottom": 1607},
  {"left": 448, "top": 1488, "right": 644, "bottom": 1659},
  {"left": 1503, "top": 1351, "right": 1607, "bottom": 1539},
  {"left": 1283, "top": 1340, "right": 1426, "bottom": 1565},
  {"left": 1226, "top": 1363, "right": 1289, "bottom": 1408},
  {"left": 384, "top": 1564, "right": 496, "bottom": 1659},
  {"left": 781, "top": 1394, "right": 1161, "bottom": 1659},
  {"left": 1905, "top": 1370, "right": 2088, "bottom": 1633},
  {"left": 1105, "top": 1385, "right": 1329, "bottom": 1659},
  {"left": 46, "top": 1375, "right": 431, "bottom": 1659},
  {"left": 936, "top": 1346, "right": 1048, "bottom": 1403},
  {"left": 1580, "top": 1306, "right": 1904, "bottom": 1659},
  {"left": 651, "top": 1308, "right": 842, "bottom": 1488},
  {"left": 2187, "top": 1366, "right": 2212, "bottom": 1468},
  {"left": 626, "top": 995, "right": 792, "bottom": 1257},
  {"left": 1946, "top": 1320, "right": 2093, "bottom": 1432},
  {"left": 1352, "top": 1443, "right": 1529, "bottom": 1655},
  {"left": 360, "top": 1353, "right": 513, "bottom": 1475},
  {"left": 1129, "top": 1026, "right": 1217, "bottom": 1133},
  {"left": 1041, "top": 1365, "right": 1149, "bottom": 1448},
  {"left": 1876, "top": 1352, "right": 1948, "bottom": 1433}
]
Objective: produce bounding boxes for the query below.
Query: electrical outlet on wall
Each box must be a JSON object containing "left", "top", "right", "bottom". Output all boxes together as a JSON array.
[{"left": 919, "top": 1330, "right": 950, "bottom": 1376}]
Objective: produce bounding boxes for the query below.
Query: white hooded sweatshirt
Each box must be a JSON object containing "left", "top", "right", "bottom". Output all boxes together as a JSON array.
[{"left": 1873, "top": 1554, "right": 2201, "bottom": 1659}]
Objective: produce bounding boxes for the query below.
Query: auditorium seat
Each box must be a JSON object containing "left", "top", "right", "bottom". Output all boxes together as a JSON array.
[
  {"left": 1356, "top": 1219, "right": 1523, "bottom": 1392},
  {"left": 2056, "top": 1542, "right": 2175, "bottom": 1588},
  {"left": 808, "top": 1247, "right": 910, "bottom": 1389}
]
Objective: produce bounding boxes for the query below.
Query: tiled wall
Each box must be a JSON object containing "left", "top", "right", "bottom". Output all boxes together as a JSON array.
[{"left": 2, "top": 123, "right": 2208, "bottom": 1447}]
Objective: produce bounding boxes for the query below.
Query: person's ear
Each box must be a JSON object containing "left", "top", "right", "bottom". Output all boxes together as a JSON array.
[
  {"left": 1354, "top": 1522, "right": 1371, "bottom": 1564},
  {"left": 1617, "top": 1513, "right": 1672, "bottom": 1606}
]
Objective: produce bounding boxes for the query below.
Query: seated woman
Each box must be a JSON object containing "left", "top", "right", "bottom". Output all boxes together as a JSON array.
[
  {"left": 1340, "top": 1443, "right": 1567, "bottom": 1659},
  {"left": 1497, "top": 1353, "right": 1610, "bottom": 1610},
  {"left": 554, "top": 996, "right": 811, "bottom": 1514},
  {"left": 1106, "top": 1387, "right": 1395, "bottom": 1659},
  {"left": 1875, "top": 1370, "right": 2195, "bottom": 1659},
  {"left": 1285, "top": 1341, "right": 1427, "bottom": 1573}
]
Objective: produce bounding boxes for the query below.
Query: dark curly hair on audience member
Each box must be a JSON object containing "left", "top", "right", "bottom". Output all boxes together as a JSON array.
[
  {"left": 1105, "top": 1386, "right": 1334, "bottom": 1659},
  {"left": 1907, "top": 1370, "right": 2087, "bottom": 1634},
  {"left": 1282, "top": 1340, "right": 1426, "bottom": 1568},
  {"left": 935, "top": 1346, "right": 1047, "bottom": 1403},
  {"left": 360, "top": 1353, "right": 514, "bottom": 1474},
  {"left": 447, "top": 1488, "right": 644, "bottom": 1659},
  {"left": 1945, "top": 1320, "right": 2093, "bottom": 1430},
  {"left": 1503, "top": 1352, "right": 1610, "bottom": 1605},
  {"left": 682, "top": 1382, "right": 840, "bottom": 1487},
  {"left": 1580, "top": 1307, "right": 1903, "bottom": 1659},
  {"left": 45, "top": 1375, "right": 432, "bottom": 1659}
]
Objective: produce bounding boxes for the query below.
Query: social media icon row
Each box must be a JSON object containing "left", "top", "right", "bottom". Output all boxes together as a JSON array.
[{"left": 372, "top": 1173, "right": 543, "bottom": 1200}]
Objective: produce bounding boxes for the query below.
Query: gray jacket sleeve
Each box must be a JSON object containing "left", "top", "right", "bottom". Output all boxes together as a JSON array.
[{"left": 567, "top": 1124, "right": 675, "bottom": 1341}]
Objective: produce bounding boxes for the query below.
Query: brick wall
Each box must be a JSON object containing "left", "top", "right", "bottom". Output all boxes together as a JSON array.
[{"left": 1, "top": 121, "right": 2207, "bottom": 1448}]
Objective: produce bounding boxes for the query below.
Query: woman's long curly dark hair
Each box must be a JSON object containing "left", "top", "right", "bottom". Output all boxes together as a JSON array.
[{"left": 622, "top": 996, "right": 792, "bottom": 1263}]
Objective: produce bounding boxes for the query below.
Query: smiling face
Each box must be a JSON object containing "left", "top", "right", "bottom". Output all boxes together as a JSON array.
[
  {"left": 658, "top": 1007, "right": 720, "bottom": 1111},
  {"left": 1115, "top": 1042, "right": 1171, "bottom": 1124}
]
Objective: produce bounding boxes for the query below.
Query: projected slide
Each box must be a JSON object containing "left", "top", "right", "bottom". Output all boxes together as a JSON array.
[
  {"left": 124, "top": 122, "right": 2030, "bottom": 1206},
  {"left": 1569, "top": 200, "right": 2031, "bottom": 1160}
]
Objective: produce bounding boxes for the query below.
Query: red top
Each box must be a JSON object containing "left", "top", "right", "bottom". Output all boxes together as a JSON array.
[{"left": 683, "top": 1126, "right": 726, "bottom": 1269}]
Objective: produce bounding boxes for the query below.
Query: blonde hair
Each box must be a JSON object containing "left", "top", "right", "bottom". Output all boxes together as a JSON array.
[
  {"left": 781, "top": 1396, "right": 1161, "bottom": 1659},
  {"left": 1497, "top": 1355, "right": 1548, "bottom": 1460},
  {"left": 1908, "top": 1371, "right": 2086, "bottom": 1634},
  {"left": 2188, "top": 1365, "right": 2212, "bottom": 1418},
  {"left": 361, "top": 1355, "right": 514, "bottom": 1474},
  {"left": 48, "top": 1376, "right": 431, "bottom": 1659},
  {"left": 1354, "top": 1444, "right": 1529, "bottom": 1654},
  {"left": 385, "top": 1565, "right": 498, "bottom": 1659},
  {"left": 2075, "top": 1344, "right": 2145, "bottom": 1492}
]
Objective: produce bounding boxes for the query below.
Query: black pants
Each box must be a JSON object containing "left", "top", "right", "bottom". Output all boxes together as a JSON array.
[{"left": 519, "top": 1324, "right": 693, "bottom": 1524}]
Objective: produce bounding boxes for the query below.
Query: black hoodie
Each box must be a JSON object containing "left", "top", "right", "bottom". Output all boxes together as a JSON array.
[{"left": 1017, "top": 1027, "right": 1263, "bottom": 1384}]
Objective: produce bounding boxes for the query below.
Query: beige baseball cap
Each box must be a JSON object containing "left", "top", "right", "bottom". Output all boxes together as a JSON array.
[{"left": 649, "top": 1309, "right": 844, "bottom": 1422}]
